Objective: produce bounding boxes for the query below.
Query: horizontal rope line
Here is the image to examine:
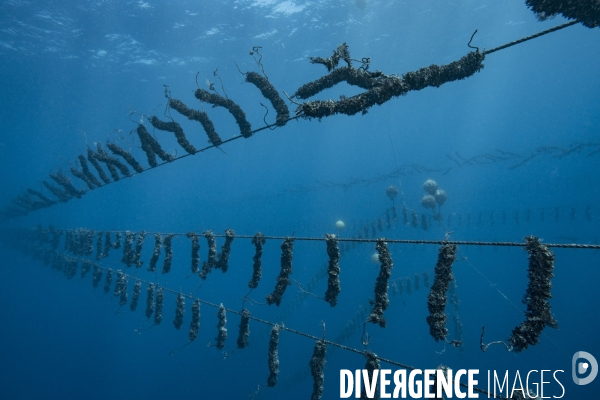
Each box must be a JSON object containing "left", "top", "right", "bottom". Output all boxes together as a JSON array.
[
  {"left": 42, "top": 228, "right": 600, "bottom": 249},
  {"left": 91, "top": 263, "right": 506, "bottom": 400}
]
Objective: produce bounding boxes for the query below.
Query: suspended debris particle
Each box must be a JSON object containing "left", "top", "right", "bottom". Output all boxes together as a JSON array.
[
  {"left": 173, "top": 293, "right": 185, "bottom": 330},
  {"left": 361, "top": 352, "right": 381, "bottom": 400},
  {"left": 114, "top": 270, "right": 128, "bottom": 306},
  {"left": 324, "top": 234, "right": 341, "bottom": 307},
  {"left": 168, "top": 98, "right": 223, "bottom": 147},
  {"left": 245, "top": 72, "right": 290, "bottom": 126},
  {"left": 81, "top": 259, "right": 93, "bottom": 278},
  {"left": 266, "top": 237, "right": 295, "bottom": 306},
  {"left": 195, "top": 89, "right": 253, "bottom": 138},
  {"left": 509, "top": 236, "right": 558, "bottom": 352},
  {"left": 121, "top": 231, "right": 136, "bottom": 267},
  {"left": 237, "top": 308, "right": 251, "bottom": 349},
  {"left": 367, "top": 239, "right": 393, "bottom": 327},
  {"left": 146, "top": 284, "right": 156, "bottom": 319},
  {"left": 249, "top": 232, "right": 266, "bottom": 288},
  {"left": 162, "top": 234, "right": 174, "bottom": 274},
  {"left": 130, "top": 279, "right": 142, "bottom": 312},
  {"left": 200, "top": 230, "right": 217, "bottom": 279},
  {"left": 103, "top": 268, "right": 113, "bottom": 294},
  {"left": 189, "top": 299, "right": 201, "bottom": 342},
  {"left": 309, "top": 340, "right": 327, "bottom": 400},
  {"left": 154, "top": 288, "right": 164, "bottom": 325},
  {"left": 133, "top": 231, "right": 146, "bottom": 268},
  {"left": 267, "top": 325, "right": 280, "bottom": 387},
  {"left": 215, "top": 229, "right": 235, "bottom": 272},
  {"left": 423, "top": 271, "right": 430, "bottom": 288},
  {"left": 148, "top": 233, "right": 163, "bottom": 273},
  {"left": 215, "top": 303, "right": 227, "bottom": 350},
  {"left": 136, "top": 124, "right": 174, "bottom": 167},
  {"left": 426, "top": 242, "right": 457, "bottom": 342},
  {"left": 150, "top": 116, "right": 197, "bottom": 155},
  {"left": 92, "top": 264, "right": 103, "bottom": 288},
  {"left": 107, "top": 142, "right": 144, "bottom": 173},
  {"left": 50, "top": 171, "right": 84, "bottom": 199},
  {"left": 186, "top": 232, "right": 200, "bottom": 274}
]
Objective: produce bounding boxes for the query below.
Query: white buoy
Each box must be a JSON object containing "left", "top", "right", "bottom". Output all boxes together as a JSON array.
[
  {"left": 371, "top": 253, "right": 379, "bottom": 264},
  {"left": 335, "top": 220, "right": 345, "bottom": 230}
]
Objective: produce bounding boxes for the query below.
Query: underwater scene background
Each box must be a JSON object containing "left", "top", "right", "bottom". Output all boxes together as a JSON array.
[{"left": 0, "top": 0, "right": 599, "bottom": 399}]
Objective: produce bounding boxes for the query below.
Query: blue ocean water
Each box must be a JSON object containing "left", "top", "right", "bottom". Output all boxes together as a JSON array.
[{"left": 0, "top": 0, "right": 599, "bottom": 399}]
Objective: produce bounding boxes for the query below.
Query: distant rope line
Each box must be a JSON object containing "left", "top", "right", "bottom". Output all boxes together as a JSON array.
[
  {"left": 40, "top": 228, "right": 600, "bottom": 249},
  {"left": 253, "top": 142, "right": 600, "bottom": 201}
]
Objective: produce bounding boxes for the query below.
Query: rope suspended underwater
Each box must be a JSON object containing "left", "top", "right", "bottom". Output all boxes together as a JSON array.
[{"left": 3, "top": 20, "right": 582, "bottom": 220}]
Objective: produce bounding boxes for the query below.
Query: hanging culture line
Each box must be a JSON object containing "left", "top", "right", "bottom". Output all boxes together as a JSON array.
[
  {"left": 2, "top": 20, "right": 583, "bottom": 220},
  {"left": 14, "top": 224, "right": 566, "bottom": 354},
  {"left": 10, "top": 232, "right": 510, "bottom": 400}
]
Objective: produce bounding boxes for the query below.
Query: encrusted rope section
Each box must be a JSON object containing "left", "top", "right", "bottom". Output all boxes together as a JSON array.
[
  {"left": 200, "top": 230, "right": 217, "bottom": 279},
  {"left": 195, "top": 89, "right": 252, "bottom": 138},
  {"left": 186, "top": 232, "right": 200, "bottom": 274},
  {"left": 297, "top": 48, "right": 485, "bottom": 118},
  {"left": 148, "top": 233, "right": 162, "bottom": 273},
  {"left": 168, "top": 98, "right": 223, "bottom": 147},
  {"left": 508, "top": 236, "right": 558, "bottom": 352},
  {"left": 215, "top": 303, "right": 227, "bottom": 350},
  {"left": 525, "top": 1, "right": 598, "bottom": 29},
  {"left": 248, "top": 232, "right": 266, "bottom": 289},
  {"left": 324, "top": 234, "right": 341, "bottom": 307},
  {"left": 107, "top": 143, "right": 144, "bottom": 173},
  {"left": 361, "top": 352, "right": 381, "bottom": 400},
  {"left": 237, "top": 308, "right": 251, "bottom": 349},
  {"left": 267, "top": 325, "right": 280, "bottom": 387},
  {"left": 266, "top": 237, "right": 294, "bottom": 306},
  {"left": 367, "top": 239, "right": 393, "bottom": 327},
  {"left": 149, "top": 116, "right": 197, "bottom": 155},
  {"left": 136, "top": 124, "right": 174, "bottom": 167},
  {"left": 309, "top": 340, "right": 327, "bottom": 400},
  {"left": 426, "top": 242, "right": 457, "bottom": 342},
  {"left": 245, "top": 72, "right": 290, "bottom": 126},
  {"left": 215, "top": 229, "right": 235, "bottom": 273}
]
